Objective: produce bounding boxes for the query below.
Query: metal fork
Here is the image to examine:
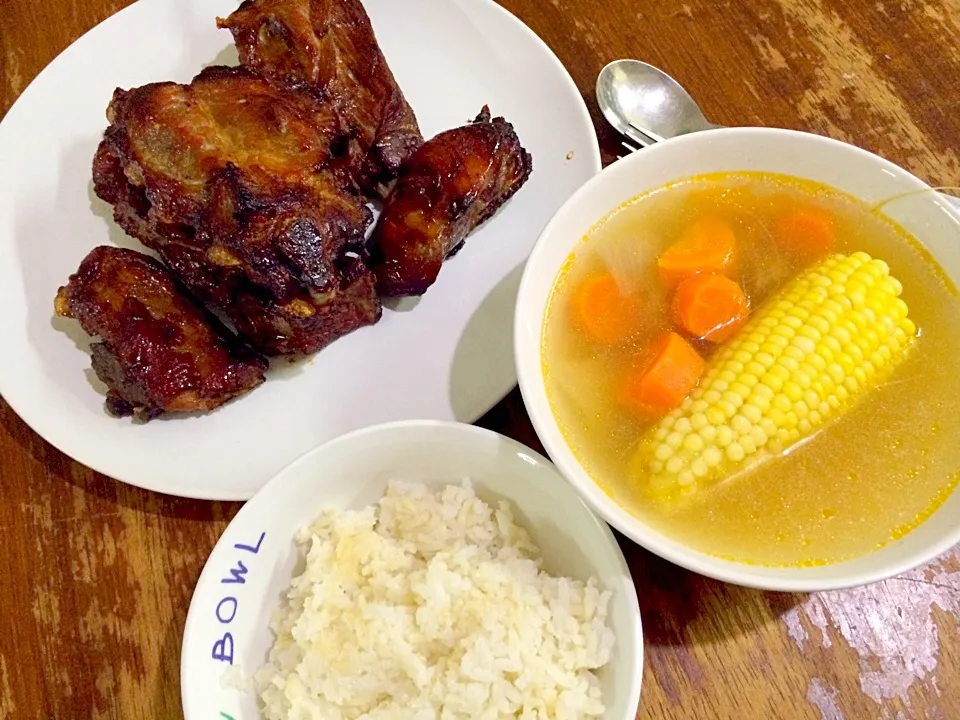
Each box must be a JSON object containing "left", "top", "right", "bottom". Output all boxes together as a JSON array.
[{"left": 618, "top": 121, "right": 665, "bottom": 158}]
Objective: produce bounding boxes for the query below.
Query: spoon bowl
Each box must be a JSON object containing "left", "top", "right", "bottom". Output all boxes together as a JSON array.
[{"left": 596, "top": 59, "right": 719, "bottom": 144}]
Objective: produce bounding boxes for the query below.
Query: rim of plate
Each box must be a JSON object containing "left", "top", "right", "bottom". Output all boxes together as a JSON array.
[
  {"left": 180, "top": 419, "right": 643, "bottom": 719},
  {"left": 515, "top": 126, "right": 960, "bottom": 592},
  {"left": 0, "top": 0, "right": 601, "bottom": 500}
]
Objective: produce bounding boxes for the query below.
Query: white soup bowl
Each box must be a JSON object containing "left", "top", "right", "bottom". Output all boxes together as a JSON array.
[{"left": 515, "top": 127, "right": 960, "bottom": 592}]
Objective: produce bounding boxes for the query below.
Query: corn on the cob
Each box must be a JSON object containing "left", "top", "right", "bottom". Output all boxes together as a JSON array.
[{"left": 637, "top": 251, "right": 917, "bottom": 498}]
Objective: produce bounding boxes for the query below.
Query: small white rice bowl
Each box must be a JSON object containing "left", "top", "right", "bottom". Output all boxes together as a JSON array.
[
  {"left": 181, "top": 421, "right": 642, "bottom": 720},
  {"left": 257, "top": 481, "right": 614, "bottom": 719}
]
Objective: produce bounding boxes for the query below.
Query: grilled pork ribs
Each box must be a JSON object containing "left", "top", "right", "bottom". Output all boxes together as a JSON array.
[
  {"left": 60, "top": 0, "right": 531, "bottom": 419},
  {"left": 372, "top": 107, "right": 533, "bottom": 297},
  {"left": 55, "top": 247, "right": 267, "bottom": 420},
  {"left": 92, "top": 65, "right": 382, "bottom": 355}
]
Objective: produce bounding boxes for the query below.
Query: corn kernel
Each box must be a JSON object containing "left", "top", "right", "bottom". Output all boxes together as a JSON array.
[
  {"left": 703, "top": 447, "right": 723, "bottom": 467},
  {"left": 717, "top": 400, "right": 738, "bottom": 417},
  {"left": 784, "top": 382, "right": 803, "bottom": 402},
  {"left": 731, "top": 414, "right": 751, "bottom": 435},
  {"left": 716, "top": 426, "right": 734, "bottom": 447},
  {"left": 781, "top": 356, "right": 800, "bottom": 373},
  {"left": 726, "top": 443, "right": 745, "bottom": 462},
  {"left": 759, "top": 418, "right": 777, "bottom": 438},
  {"left": 721, "top": 391, "right": 744, "bottom": 410},
  {"left": 743, "top": 404, "right": 762, "bottom": 424}
]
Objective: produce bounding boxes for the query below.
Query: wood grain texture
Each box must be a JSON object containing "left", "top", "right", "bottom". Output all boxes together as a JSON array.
[{"left": 2, "top": 0, "right": 959, "bottom": 718}]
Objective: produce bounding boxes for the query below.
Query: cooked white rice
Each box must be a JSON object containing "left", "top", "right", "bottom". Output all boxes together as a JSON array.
[{"left": 254, "top": 480, "right": 615, "bottom": 719}]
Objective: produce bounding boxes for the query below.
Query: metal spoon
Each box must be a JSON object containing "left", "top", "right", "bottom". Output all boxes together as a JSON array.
[{"left": 596, "top": 59, "right": 721, "bottom": 151}]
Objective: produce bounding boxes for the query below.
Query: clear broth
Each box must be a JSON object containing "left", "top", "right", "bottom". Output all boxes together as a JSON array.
[{"left": 542, "top": 172, "right": 960, "bottom": 567}]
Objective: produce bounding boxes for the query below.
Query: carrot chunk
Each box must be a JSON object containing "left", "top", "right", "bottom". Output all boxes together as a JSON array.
[
  {"left": 619, "top": 331, "right": 705, "bottom": 418},
  {"left": 657, "top": 218, "right": 737, "bottom": 287},
  {"left": 775, "top": 207, "right": 836, "bottom": 259},
  {"left": 572, "top": 274, "right": 643, "bottom": 344},
  {"left": 673, "top": 274, "right": 749, "bottom": 343}
]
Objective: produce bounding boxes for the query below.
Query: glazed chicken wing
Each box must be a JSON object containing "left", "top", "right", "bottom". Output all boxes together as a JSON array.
[
  {"left": 92, "top": 65, "right": 381, "bottom": 355},
  {"left": 55, "top": 247, "right": 267, "bottom": 421},
  {"left": 370, "top": 107, "right": 533, "bottom": 297},
  {"left": 219, "top": 0, "right": 423, "bottom": 191}
]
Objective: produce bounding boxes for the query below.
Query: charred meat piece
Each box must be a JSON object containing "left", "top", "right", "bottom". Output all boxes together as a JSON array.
[
  {"left": 219, "top": 0, "right": 423, "bottom": 191},
  {"left": 156, "top": 241, "right": 381, "bottom": 355},
  {"left": 92, "top": 65, "right": 382, "bottom": 355},
  {"left": 93, "top": 65, "right": 364, "bottom": 301},
  {"left": 55, "top": 247, "right": 267, "bottom": 421},
  {"left": 227, "top": 255, "right": 380, "bottom": 354},
  {"left": 370, "top": 107, "right": 533, "bottom": 297}
]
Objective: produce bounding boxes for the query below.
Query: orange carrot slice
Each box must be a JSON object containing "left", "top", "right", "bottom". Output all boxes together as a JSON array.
[
  {"left": 673, "top": 274, "right": 749, "bottom": 343},
  {"left": 619, "top": 331, "right": 705, "bottom": 418},
  {"left": 572, "top": 274, "right": 643, "bottom": 344},
  {"left": 657, "top": 218, "right": 737, "bottom": 287},
  {"left": 775, "top": 207, "right": 836, "bottom": 259}
]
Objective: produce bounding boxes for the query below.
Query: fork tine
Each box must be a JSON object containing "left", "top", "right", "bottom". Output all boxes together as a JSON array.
[
  {"left": 625, "top": 131, "right": 651, "bottom": 148},
  {"left": 628, "top": 121, "right": 666, "bottom": 144},
  {"left": 621, "top": 140, "right": 641, "bottom": 154}
]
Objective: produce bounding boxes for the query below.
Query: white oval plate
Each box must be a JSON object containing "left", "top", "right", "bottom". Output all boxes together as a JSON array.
[
  {"left": 0, "top": 0, "right": 600, "bottom": 499},
  {"left": 180, "top": 421, "right": 643, "bottom": 720}
]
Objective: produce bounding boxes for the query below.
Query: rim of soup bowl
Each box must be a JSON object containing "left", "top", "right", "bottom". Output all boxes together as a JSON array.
[{"left": 515, "top": 126, "right": 960, "bottom": 592}]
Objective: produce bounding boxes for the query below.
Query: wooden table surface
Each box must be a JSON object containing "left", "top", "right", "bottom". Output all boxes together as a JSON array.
[{"left": 2, "top": 0, "right": 959, "bottom": 717}]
